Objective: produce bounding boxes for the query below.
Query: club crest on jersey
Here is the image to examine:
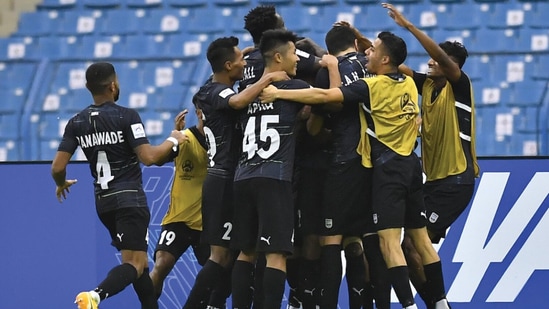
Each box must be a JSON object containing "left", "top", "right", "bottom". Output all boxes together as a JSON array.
[
  {"left": 429, "top": 212, "right": 439, "bottom": 223},
  {"left": 373, "top": 213, "right": 378, "bottom": 224},
  {"left": 324, "top": 219, "right": 333, "bottom": 229},
  {"left": 131, "top": 123, "right": 146, "bottom": 139}
]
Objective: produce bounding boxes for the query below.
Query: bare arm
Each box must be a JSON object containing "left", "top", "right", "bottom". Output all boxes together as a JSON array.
[
  {"left": 383, "top": 3, "right": 461, "bottom": 82},
  {"left": 398, "top": 63, "right": 414, "bottom": 77},
  {"left": 135, "top": 130, "right": 189, "bottom": 166},
  {"left": 260, "top": 85, "right": 344, "bottom": 105},
  {"left": 228, "top": 71, "right": 289, "bottom": 109},
  {"left": 51, "top": 151, "right": 77, "bottom": 203}
]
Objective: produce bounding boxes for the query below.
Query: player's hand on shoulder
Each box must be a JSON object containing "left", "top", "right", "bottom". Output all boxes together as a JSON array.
[
  {"left": 56, "top": 179, "right": 77, "bottom": 203},
  {"left": 260, "top": 85, "right": 278, "bottom": 103},
  {"left": 319, "top": 54, "right": 338, "bottom": 68},
  {"left": 170, "top": 130, "right": 189, "bottom": 144},
  {"left": 267, "top": 71, "right": 290, "bottom": 83},
  {"left": 174, "top": 109, "right": 188, "bottom": 131}
]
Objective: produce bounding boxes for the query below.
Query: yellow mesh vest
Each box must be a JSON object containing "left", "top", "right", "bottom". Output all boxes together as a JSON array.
[
  {"left": 162, "top": 128, "right": 208, "bottom": 230},
  {"left": 361, "top": 75, "right": 420, "bottom": 156},
  {"left": 421, "top": 78, "right": 480, "bottom": 181}
]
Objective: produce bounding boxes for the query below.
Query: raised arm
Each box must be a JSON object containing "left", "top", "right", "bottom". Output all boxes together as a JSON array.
[
  {"left": 383, "top": 3, "right": 461, "bottom": 81},
  {"left": 228, "top": 71, "right": 289, "bottom": 109}
]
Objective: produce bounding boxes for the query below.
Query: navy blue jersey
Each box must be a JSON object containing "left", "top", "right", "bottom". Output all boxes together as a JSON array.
[
  {"left": 58, "top": 102, "right": 150, "bottom": 194},
  {"left": 239, "top": 48, "right": 317, "bottom": 92},
  {"left": 315, "top": 52, "right": 368, "bottom": 163},
  {"left": 235, "top": 79, "right": 310, "bottom": 182},
  {"left": 193, "top": 80, "right": 241, "bottom": 177}
]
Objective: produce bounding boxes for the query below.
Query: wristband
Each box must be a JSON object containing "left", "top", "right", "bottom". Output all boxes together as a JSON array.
[{"left": 166, "top": 136, "right": 178, "bottom": 152}]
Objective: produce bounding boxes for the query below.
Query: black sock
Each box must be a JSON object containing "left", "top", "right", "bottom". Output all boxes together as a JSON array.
[
  {"left": 252, "top": 254, "right": 266, "bottom": 309},
  {"left": 132, "top": 268, "right": 158, "bottom": 309},
  {"left": 363, "top": 235, "right": 391, "bottom": 309},
  {"left": 362, "top": 282, "right": 374, "bottom": 309},
  {"left": 424, "top": 261, "right": 446, "bottom": 303},
  {"left": 415, "top": 283, "right": 433, "bottom": 308},
  {"left": 262, "top": 267, "right": 287, "bottom": 309},
  {"left": 208, "top": 265, "right": 232, "bottom": 308},
  {"left": 183, "top": 260, "right": 224, "bottom": 309},
  {"left": 231, "top": 260, "right": 255, "bottom": 309},
  {"left": 388, "top": 266, "right": 415, "bottom": 307},
  {"left": 286, "top": 257, "right": 301, "bottom": 306},
  {"left": 320, "top": 244, "right": 342, "bottom": 309},
  {"left": 299, "top": 258, "right": 320, "bottom": 309},
  {"left": 344, "top": 248, "right": 366, "bottom": 309},
  {"left": 95, "top": 263, "right": 138, "bottom": 300}
]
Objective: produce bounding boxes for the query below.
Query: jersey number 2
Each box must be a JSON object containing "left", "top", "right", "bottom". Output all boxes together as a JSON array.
[{"left": 242, "top": 115, "right": 280, "bottom": 160}]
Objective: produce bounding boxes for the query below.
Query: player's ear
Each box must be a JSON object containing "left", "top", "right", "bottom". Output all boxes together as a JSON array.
[
  {"left": 274, "top": 52, "right": 283, "bottom": 64},
  {"left": 224, "top": 60, "right": 232, "bottom": 71}
]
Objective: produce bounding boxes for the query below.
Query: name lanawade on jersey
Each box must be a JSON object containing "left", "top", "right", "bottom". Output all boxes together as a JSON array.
[
  {"left": 77, "top": 131, "right": 125, "bottom": 148},
  {"left": 4, "top": 158, "right": 549, "bottom": 308}
]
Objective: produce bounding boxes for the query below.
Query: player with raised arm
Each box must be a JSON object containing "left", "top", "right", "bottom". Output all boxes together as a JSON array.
[{"left": 51, "top": 62, "right": 188, "bottom": 309}]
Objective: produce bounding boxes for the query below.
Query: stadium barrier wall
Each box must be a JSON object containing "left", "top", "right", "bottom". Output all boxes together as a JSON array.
[{"left": 1, "top": 157, "right": 548, "bottom": 309}]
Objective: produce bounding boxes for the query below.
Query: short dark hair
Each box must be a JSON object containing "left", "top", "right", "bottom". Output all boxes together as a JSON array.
[
  {"left": 439, "top": 41, "right": 469, "bottom": 68},
  {"left": 85, "top": 62, "right": 116, "bottom": 95},
  {"left": 259, "top": 29, "right": 298, "bottom": 65},
  {"left": 325, "top": 25, "right": 357, "bottom": 55},
  {"left": 206, "top": 36, "right": 239, "bottom": 73},
  {"left": 244, "top": 5, "right": 280, "bottom": 45},
  {"left": 378, "top": 31, "right": 407, "bottom": 67}
]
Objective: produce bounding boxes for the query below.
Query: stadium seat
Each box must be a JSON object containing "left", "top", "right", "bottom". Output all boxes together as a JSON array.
[
  {"left": 100, "top": 9, "right": 144, "bottom": 36},
  {"left": 142, "top": 9, "right": 188, "bottom": 35},
  {"left": 187, "top": 8, "right": 232, "bottom": 35},
  {"left": 508, "top": 81, "right": 547, "bottom": 106},
  {"left": 517, "top": 28, "right": 549, "bottom": 53},
  {"left": 164, "top": 33, "right": 209, "bottom": 59},
  {"left": 30, "top": 36, "right": 81, "bottom": 60},
  {"left": 532, "top": 55, "right": 549, "bottom": 80},
  {"left": 405, "top": 55, "right": 428, "bottom": 73},
  {"left": 407, "top": 4, "right": 446, "bottom": 31},
  {"left": 440, "top": 3, "right": 486, "bottom": 30},
  {"left": 298, "top": 0, "right": 338, "bottom": 6},
  {"left": 38, "top": 113, "right": 72, "bottom": 140},
  {"left": 516, "top": 106, "right": 540, "bottom": 133},
  {"left": 155, "top": 86, "right": 186, "bottom": 112},
  {"left": 123, "top": 35, "right": 169, "bottom": 59},
  {"left": 491, "top": 54, "right": 535, "bottom": 84},
  {"left": 463, "top": 55, "right": 490, "bottom": 82},
  {"left": 468, "top": 28, "right": 519, "bottom": 54},
  {"left": 0, "top": 37, "right": 32, "bottom": 61},
  {"left": 165, "top": 0, "right": 208, "bottom": 8},
  {"left": 15, "top": 11, "right": 62, "bottom": 37},
  {"left": 355, "top": 5, "right": 398, "bottom": 32},
  {"left": 213, "top": 0, "right": 252, "bottom": 6},
  {"left": 39, "top": 140, "right": 61, "bottom": 160},
  {"left": 277, "top": 6, "right": 318, "bottom": 34},
  {"left": 38, "top": 0, "right": 78, "bottom": 9},
  {"left": 529, "top": 3, "right": 549, "bottom": 29},
  {"left": 486, "top": 3, "right": 526, "bottom": 29},
  {"left": 79, "top": 35, "right": 125, "bottom": 59},
  {"left": 126, "top": 0, "right": 164, "bottom": 8},
  {"left": 83, "top": 0, "right": 123, "bottom": 9},
  {"left": 57, "top": 10, "right": 103, "bottom": 36},
  {"left": 0, "top": 90, "right": 25, "bottom": 115},
  {"left": 256, "top": 0, "right": 293, "bottom": 5},
  {"left": 0, "top": 140, "right": 19, "bottom": 161}
]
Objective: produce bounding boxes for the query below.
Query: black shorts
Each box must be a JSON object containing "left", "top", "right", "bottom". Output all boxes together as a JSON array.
[
  {"left": 98, "top": 207, "right": 150, "bottom": 252},
  {"left": 154, "top": 222, "right": 210, "bottom": 265},
  {"left": 424, "top": 182, "right": 475, "bottom": 243},
  {"left": 371, "top": 152, "right": 426, "bottom": 231},
  {"left": 201, "top": 174, "right": 234, "bottom": 247},
  {"left": 232, "top": 178, "right": 295, "bottom": 254},
  {"left": 295, "top": 166, "right": 326, "bottom": 242},
  {"left": 321, "top": 157, "right": 374, "bottom": 236}
]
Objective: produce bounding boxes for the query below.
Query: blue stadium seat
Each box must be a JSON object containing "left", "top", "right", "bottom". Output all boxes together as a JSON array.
[
  {"left": 165, "top": 0, "right": 208, "bottom": 7},
  {"left": 155, "top": 86, "right": 186, "bottom": 112},
  {"left": 463, "top": 55, "right": 490, "bottom": 82},
  {"left": 117, "top": 89, "right": 153, "bottom": 110},
  {"left": 508, "top": 81, "right": 547, "bottom": 106},
  {"left": 38, "top": 113, "right": 72, "bottom": 140},
  {"left": 39, "top": 140, "right": 61, "bottom": 160},
  {"left": 312, "top": 9, "right": 355, "bottom": 35},
  {"left": 100, "top": 9, "right": 143, "bottom": 36},
  {"left": 440, "top": 3, "right": 486, "bottom": 30},
  {"left": 432, "top": 28, "right": 474, "bottom": 49},
  {"left": 343, "top": 0, "right": 378, "bottom": 4},
  {"left": 126, "top": 0, "right": 164, "bottom": 8},
  {"left": 142, "top": 9, "right": 188, "bottom": 35},
  {"left": 187, "top": 8, "right": 232, "bottom": 35},
  {"left": 0, "top": 37, "right": 32, "bottom": 61},
  {"left": 299, "top": 0, "right": 338, "bottom": 6},
  {"left": 491, "top": 54, "right": 535, "bottom": 84},
  {"left": 38, "top": 0, "right": 78, "bottom": 9},
  {"left": 0, "top": 140, "right": 20, "bottom": 161},
  {"left": 83, "top": 0, "right": 123, "bottom": 9},
  {"left": 213, "top": 0, "right": 252, "bottom": 6},
  {"left": 257, "top": 0, "right": 293, "bottom": 5},
  {"left": 30, "top": 36, "right": 81, "bottom": 60},
  {"left": 50, "top": 62, "right": 89, "bottom": 93},
  {"left": 532, "top": 55, "right": 549, "bottom": 80},
  {"left": 165, "top": 33, "right": 209, "bottom": 59},
  {"left": 486, "top": 3, "right": 526, "bottom": 29},
  {"left": 529, "top": 3, "right": 549, "bottom": 29},
  {"left": 79, "top": 35, "right": 125, "bottom": 59},
  {"left": 278, "top": 6, "right": 318, "bottom": 34},
  {"left": 355, "top": 5, "right": 398, "bottom": 32},
  {"left": 407, "top": 4, "right": 445, "bottom": 31},
  {"left": 405, "top": 55, "right": 428, "bottom": 73},
  {"left": 469, "top": 28, "right": 519, "bottom": 53},
  {"left": 57, "top": 10, "right": 102, "bottom": 36},
  {"left": 516, "top": 106, "right": 540, "bottom": 133},
  {"left": 15, "top": 11, "right": 62, "bottom": 37},
  {"left": 517, "top": 28, "right": 549, "bottom": 53},
  {"left": 0, "top": 90, "right": 24, "bottom": 115},
  {"left": 0, "top": 114, "right": 20, "bottom": 139},
  {"left": 474, "top": 81, "right": 512, "bottom": 106},
  {"left": 113, "top": 60, "right": 145, "bottom": 88},
  {"left": 0, "top": 62, "right": 36, "bottom": 91},
  {"left": 123, "top": 35, "right": 169, "bottom": 59}
]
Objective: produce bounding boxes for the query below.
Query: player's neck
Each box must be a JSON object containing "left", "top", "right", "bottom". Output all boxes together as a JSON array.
[
  {"left": 334, "top": 47, "right": 356, "bottom": 57},
  {"left": 92, "top": 95, "right": 114, "bottom": 106},
  {"left": 211, "top": 74, "right": 235, "bottom": 87}
]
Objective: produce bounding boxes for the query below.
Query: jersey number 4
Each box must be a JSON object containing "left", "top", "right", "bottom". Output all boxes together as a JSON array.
[
  {"left": 243, "top": 115, "right": 280, "bottom": 160},
  {"left": 96, "top": 150, "right": 114, "bottom": 189}
]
